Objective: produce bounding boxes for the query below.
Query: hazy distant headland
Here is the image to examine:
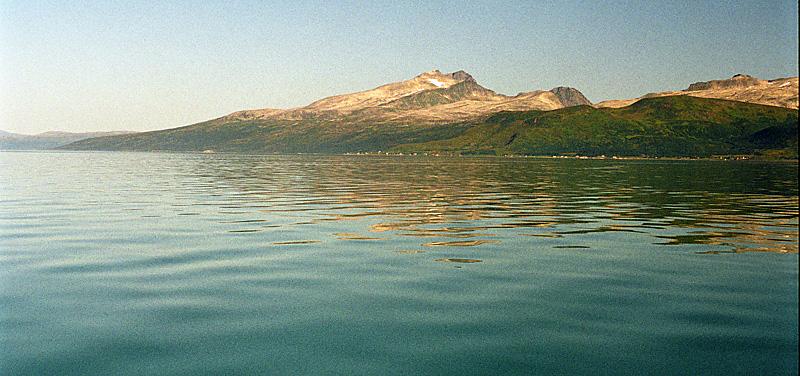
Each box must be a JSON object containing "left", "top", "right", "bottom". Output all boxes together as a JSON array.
[
  {"left": 0, "top": 130, "right": 137, "bottom": 150},
  {"left": 39, "top": 71, "right": 800, "bottom": 159}
]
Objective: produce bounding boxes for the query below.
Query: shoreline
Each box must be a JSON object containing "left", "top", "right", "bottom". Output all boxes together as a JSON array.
[{"left": 3, "top": 148, "right": 798, "bottom": 162}]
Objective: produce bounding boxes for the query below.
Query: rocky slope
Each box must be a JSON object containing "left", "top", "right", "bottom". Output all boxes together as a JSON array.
[
  {"left": 596, "top": 74, "right": 799, "bottom": 109},
  {"left": 223, "top": 70, "right": 590, "bottom": 124}
]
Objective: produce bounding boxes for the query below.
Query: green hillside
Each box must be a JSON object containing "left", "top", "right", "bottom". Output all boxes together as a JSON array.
[
  {"left": 63, "top": 96, "right": 798, "bottom": 158},
  {"left": 394, "top": 96, "right": 798, "bottom": 158},
  {"left": 63, "top": 117, "right": 472, "bottom": 154}
]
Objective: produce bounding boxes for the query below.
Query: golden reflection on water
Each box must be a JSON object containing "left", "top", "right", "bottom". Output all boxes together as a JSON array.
[
  {"left": 422, "top": 240, "right": 501, "bottom": 247},
  {"left": 396, "top": 250, "right": 426, "bottom": 254},
  {"left": 334, "top": 233, "right": 385, "bottom": 241},
  {"left": 191, "top": 156, "right": 797, "bottom": 254},
  {"left": 272, "top": 240, "right": 322, "bottom": 245},
  {"left": 434, "top": 258, "right": 483, "bottom": 263}
]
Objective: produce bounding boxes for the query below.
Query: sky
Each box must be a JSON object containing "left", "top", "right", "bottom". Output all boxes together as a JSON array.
[{"left": 1, "top": 0, "right": 798, "bottom": 134}]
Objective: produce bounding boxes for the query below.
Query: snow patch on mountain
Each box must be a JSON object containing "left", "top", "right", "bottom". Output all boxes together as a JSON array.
[{"left": 428, "top": 79, "right": 445, "bottom": 87}]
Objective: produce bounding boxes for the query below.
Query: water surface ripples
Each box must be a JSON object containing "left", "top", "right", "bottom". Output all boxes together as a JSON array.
[{"left": 1, "top": 152, "right": 797, "bottom": 375}]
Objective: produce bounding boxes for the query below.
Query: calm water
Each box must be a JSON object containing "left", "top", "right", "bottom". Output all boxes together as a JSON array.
[{"left": 1, "top": 151, "right": 797, "bottom": 375}]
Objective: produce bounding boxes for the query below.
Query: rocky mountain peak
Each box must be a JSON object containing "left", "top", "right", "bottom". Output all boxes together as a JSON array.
[
  {"left": 417, "top": 69, "right": 475, "bottom": 83},
  {"left": 686, "top": 74, "right": 762, "bottom": 91},
  {"left": 549, "top": 87, "right": 592, "bottom": 107},
  {"left": 448, "top": 70, "right": 475, "bottom": 82},
  {"left": 417, "top": 69, "right": 443, "bottom": 77}
]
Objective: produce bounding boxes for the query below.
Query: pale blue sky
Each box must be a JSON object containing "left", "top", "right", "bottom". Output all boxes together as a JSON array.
[{"left": 1, "top": 0, "right": 798, "bottom": 134}]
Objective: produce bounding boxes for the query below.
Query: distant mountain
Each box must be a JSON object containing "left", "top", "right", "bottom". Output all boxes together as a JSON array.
[
  {"left": 596, "top": 74, "right": 799, "bottom": 109},
  {"left": 61, "top": 70, "right": 798, "bottom": 158},
  {"left": 0, "top": 130, "right": 23, "bottom": 138},
  {"left": 219, "top": 70, "right": 590, "bottom": 124},
  {"left": 0, "top": 130, "right": 137, "bottom": 150},
  {"left": 549, "top": 87, "right": 592, "bottom": 107}
]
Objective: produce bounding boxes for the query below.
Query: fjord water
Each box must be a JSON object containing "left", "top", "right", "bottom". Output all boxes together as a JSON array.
[{"left": 1, "top": 151, "right": 797, "bottom": 375}]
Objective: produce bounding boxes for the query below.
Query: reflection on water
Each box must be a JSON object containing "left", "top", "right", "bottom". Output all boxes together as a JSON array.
[
  {"left": 272, "top": 240, "right": 321, "bottom": 245},
  {"left": 0, "top": 152, "right": 797, "bottom": 375},
  {"left": 435, "top": 258, "right": 483, "bottom": 263},
  {"left": 396, "top": 249, "right": 426, "bottom": 254},
  {"left": 176, "top": 154, "right": 796, "bottom": 254},
  {"left": 334, "top": 232, "right": 385, "bottom": 241}
]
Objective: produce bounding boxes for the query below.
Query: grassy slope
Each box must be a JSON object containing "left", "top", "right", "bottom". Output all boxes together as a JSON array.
[
  {"left": 63, "top": 96, "right": 798, "bottom": 158},
  {"left": 64, "top": 117, "right": 472, "bottom": 154},
  {"left": 393, "top": 96, "right": 798, "bottom": 158}
]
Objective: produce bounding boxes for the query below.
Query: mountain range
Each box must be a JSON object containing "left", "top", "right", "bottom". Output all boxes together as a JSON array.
[
  {"left": 218, "top": 70, "right": 591, "bottom": 124},
  {"left": 596, "top": 74, "right": 798, "bottom": 109},
  {"left": 0, "top": 130, "right": 137, "bottom": 150},
  {"left": 44, "top": 70, "right": 800, "bottom": 158}
]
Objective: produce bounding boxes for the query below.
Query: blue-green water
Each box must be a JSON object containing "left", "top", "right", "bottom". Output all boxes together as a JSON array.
[{"left": 1, "top": 151, "right": 797, "bottom": 375}]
